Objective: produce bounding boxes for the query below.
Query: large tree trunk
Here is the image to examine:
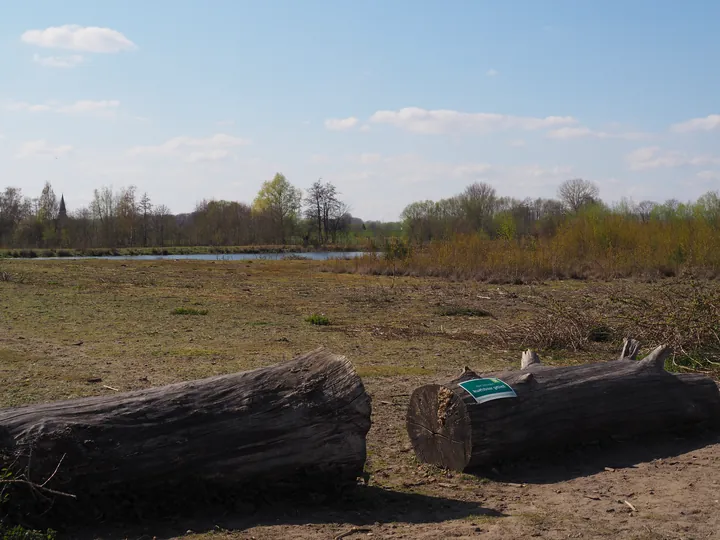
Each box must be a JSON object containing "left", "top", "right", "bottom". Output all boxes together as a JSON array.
[
  {"left": 0, "top": 349, "right": 371, "bottom": 522},
  {"left": 406, "top": 341, "right": 720, "bottom": 472}
]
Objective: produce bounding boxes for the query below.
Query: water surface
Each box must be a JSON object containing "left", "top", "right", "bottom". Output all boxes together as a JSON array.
[{"left": 34, "top": 251, "right": 367, "bottom": 261}]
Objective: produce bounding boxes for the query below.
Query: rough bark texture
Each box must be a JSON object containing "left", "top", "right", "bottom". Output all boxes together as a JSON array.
[
  {"left": 406, "top": 344, "right": 720, "bottom": 472},
  {"left": 0, "top": 348, "right": 371, "bottom": 520}
]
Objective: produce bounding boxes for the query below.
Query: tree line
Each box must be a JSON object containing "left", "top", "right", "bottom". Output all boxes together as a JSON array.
[
  {"left": 399, "top": 178, "right": 720, "bottom": 244},
  {"left": 0, "top": 174, "right": 400, "bottom": 250},
  {"left": 2, "top": 174, "right": 719, "bottom": 251}
]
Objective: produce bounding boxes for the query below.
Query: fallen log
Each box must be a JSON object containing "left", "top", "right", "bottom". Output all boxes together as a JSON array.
[
  {"left": 0, "top": 348, "right": 371, "bottom": 521},
  {"left": 406, "top": 340, "right": 720, "bottom": 472}
]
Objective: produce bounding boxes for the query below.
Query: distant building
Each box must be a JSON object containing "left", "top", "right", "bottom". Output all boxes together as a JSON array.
[
  {"left": 56, "top": 195, "right": 68, "bottom": 242},
  {"left": 58, "top": 195, "right": 67, "bottom": 222}
]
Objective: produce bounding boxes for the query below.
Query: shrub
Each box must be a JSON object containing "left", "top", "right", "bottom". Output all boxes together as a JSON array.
[{"left": 305, "top": 313, "right": 330, "bottom": 326}]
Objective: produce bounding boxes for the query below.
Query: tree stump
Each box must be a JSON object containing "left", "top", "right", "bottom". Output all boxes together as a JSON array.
[
  {"left": 0, "top": 348, "right": 371, "bottom": 522},
  {"left": 406, "top": 341, "right": 720, "bottom": 471}
]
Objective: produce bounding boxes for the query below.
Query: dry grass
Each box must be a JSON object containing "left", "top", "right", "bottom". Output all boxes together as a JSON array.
[
  {"left": 1, "top": 260, "right": 716, "bottom": 411},
  {"left": 1, "top": 260, "right": 719, "bottom": 538}
]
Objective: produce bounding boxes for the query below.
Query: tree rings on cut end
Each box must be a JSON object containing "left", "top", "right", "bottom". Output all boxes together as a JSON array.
[{"left": 406, "top": 384, "right": 471, "bottom": 471}]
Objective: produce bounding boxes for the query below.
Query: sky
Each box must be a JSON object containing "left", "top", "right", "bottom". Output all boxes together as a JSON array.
[{"left": 1, "top": 0, "right": 719, "bottom": 221}]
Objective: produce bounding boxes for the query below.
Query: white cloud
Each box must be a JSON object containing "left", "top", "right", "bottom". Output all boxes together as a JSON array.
[
  {"left": 57, "top": 100, "right": 120, "bottom": 115},
  {"left": 309, "top": 154, "right": 331, "bottom": 164},
  {"left": 547, "top": 126, "right": 648, "bottom": 140},
  {"left": 6, "top": 101, "right": 53, "bottom": 112},
  {"left": 358, "top": 153, "right": 382, "bottom": 164},
  {"left": 324, "top": 117, "right": 359, "bottom": 131},
  {"left": 5, "top": 99, "right": 120, "bottom": 117},
  {"left": 33, "top": 53, "right": 84, "bottom": 68},
  {"left": 16, "top": 140, "right": 73, "bottom": 159},
  {"left": 340, "top": 152, "right": 572, "bottom": 190},
  {"left": 486, "top": 69, "right": 499, "bottom": 77},
  {"left": 671, "top": 114, "right": 720, "bottom": 133},
  {"left": 129, "top": 133, "right": 251, "bottom": 162},
  {"left": 509, "top": 139, "right": 526, "bottom": 147},
  {"left": 21, "top": 25, "right": 136, "bottom": 53},
  {"left": 186, "top": 149, "right": 230, "bottom": 163},
  {"left": 697, "top": 170, "right": 720, "bottom": 181},
  {"left": 368, "top": 107, "right": 577, "bottom": 135},
  {"left": 626, "top": 146, "right": 720, "bottom": 171}
]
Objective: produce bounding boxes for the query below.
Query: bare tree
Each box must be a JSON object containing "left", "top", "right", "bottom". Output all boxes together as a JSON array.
[
  {"left": 153, "top": 205, "right": 171, "bottom": 247},
  {"left": 460, "top": 182, "right": 497, "bottom": 233},
  {"left": 305, "top": 179, "right": 328, "bottom": 244},
  {"left": 304, "top": 179, "right": 348, "bottom": 244},
  {"left": 635, "top": 200, "right": 656, "bottom": 223},
  {"left": 557, "top": 179, "right": 600, "bottom": 212},
  {"left": 139, "top": 192, "right": 153, "bottom": 247}
]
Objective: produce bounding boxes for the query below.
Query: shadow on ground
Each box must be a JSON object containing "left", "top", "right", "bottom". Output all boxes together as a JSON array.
[
  {"left": 71, "top": 485, "right": 505, "bottom": 539},
  {"left": 476, "top": 431, "right": 720, "bottom": 485}
]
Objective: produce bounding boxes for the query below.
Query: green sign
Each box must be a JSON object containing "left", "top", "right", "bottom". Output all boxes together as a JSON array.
[{"left": 458, "top": 378, "right": 517, "bottom": 404}]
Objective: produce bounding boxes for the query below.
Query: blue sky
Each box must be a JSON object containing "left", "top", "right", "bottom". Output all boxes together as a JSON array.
[{"left": 1, "top": 0, "right": 718, "bottom": 220}]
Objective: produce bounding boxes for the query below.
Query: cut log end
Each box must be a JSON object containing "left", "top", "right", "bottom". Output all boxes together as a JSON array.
[{"left": 406, "top": 385, "right": 471, "bottom": 472}]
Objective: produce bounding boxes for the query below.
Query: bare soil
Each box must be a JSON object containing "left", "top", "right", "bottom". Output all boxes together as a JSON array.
[{"left": 1, "top": 259, "right": 718, "bottom": 539}]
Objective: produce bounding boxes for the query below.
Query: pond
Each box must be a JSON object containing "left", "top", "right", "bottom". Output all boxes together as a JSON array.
[{"left": 33, "top": 251, "right": 368, "bottom": 261}]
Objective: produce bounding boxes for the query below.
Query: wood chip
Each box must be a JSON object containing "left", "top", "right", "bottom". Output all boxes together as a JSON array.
[
  {"left": 583, "top": 495, "right": 601, "bottom": 501},
  {"left": 506, "top": 483, "right": 526, "bottom": 488},
  {"left": 624, "top": 500, "right": 637, "bottom": 512},
  {"left": 437, "top": 482, "right": 454, "bottom": 488},
  {"left": 604, "top": 467, "right": 616, "bottom": 472}
]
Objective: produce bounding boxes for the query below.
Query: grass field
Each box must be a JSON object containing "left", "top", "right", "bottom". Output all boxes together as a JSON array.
[{"left": 1, "top": 259, "right": 719, "bottom": 539}]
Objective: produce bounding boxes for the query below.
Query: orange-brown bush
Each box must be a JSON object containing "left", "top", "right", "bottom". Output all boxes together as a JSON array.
[{"left": 329, "top": 212, "right": 720, "bottom": 282}]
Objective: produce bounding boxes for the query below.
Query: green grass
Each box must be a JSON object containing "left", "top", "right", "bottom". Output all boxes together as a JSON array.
[
  {"left": 172, "top": 307, "right": 209, "bottom": 316},
  {"left": 305, "top": 313, "right": 331, "bottom": 326}
]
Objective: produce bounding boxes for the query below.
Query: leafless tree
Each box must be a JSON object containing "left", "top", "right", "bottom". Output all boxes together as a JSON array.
[
  {"left": 557, "top": 178, "right": 600, "bottom": 212},
  {"left": 635, "top": 200, "right": 656, "bottom": 222}
]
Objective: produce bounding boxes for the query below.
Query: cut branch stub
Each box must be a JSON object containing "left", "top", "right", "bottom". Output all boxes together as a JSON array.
[
  {"left": 521, "top": 350, "right": 541, "bottom": 370},
  {"left": 620, "top": 338, "right": 642, "bottom": 360},
  {"left": 638, "top": 344, "right": 673, "bottom": 371}
]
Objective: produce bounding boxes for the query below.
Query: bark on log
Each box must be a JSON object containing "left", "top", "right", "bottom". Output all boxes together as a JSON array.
[
  {"left": 0, "top": 348, "right": 371, "bottom": 520},
  {"left": 406, "top": 342, "right": 720, "bottom": 472}
]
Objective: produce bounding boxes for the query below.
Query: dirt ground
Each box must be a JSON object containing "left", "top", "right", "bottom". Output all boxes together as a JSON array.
[{"left": 1, "top": 259, "right": 718, "bottom": 540}]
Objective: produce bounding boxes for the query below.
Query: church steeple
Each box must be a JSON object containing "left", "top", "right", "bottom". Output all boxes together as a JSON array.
[{"left": 58, "top": 195, "right": 67, "bottom": 220}]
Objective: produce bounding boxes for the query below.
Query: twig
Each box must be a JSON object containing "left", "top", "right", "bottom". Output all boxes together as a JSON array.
[
  {"left": 0, "top": 479, "right": 76, "bottom": 499},
  {"left": 623, "top": 500, "right": 637, "bottom": 512},
  {"left": 102, "top": 384, "right": 120, "bottom": 392},
  {"left": 41, "top": 453, "right": 65, "bottom": 488},
  {"left": 334, "top": 528, "right": 371, "bottom": 540}
]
